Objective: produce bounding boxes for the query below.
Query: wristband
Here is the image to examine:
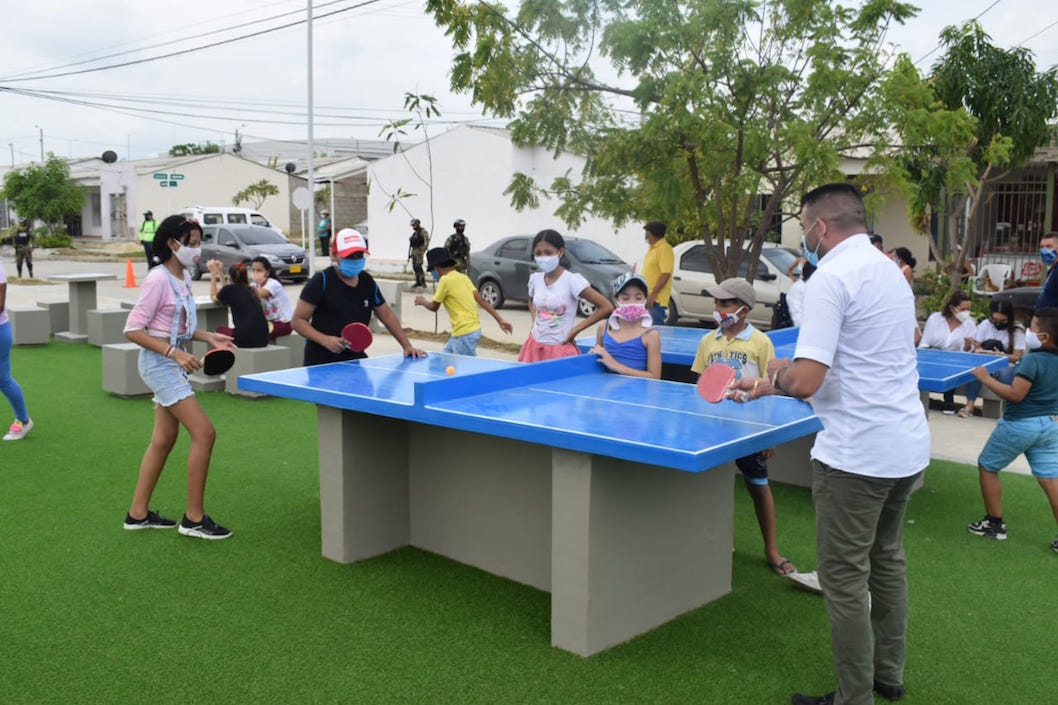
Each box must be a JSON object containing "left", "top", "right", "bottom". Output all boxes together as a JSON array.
[
  {"left": 165, "top": 345, "right": 174, "bottom": 358},
  {"left": 773, "top": 367, "right": 786, "bottom": 394}
]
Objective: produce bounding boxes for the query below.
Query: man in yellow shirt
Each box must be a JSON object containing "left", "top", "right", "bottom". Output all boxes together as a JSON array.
[
  {"left": 642, "top": 221, "right": 674, "bottom": 325},
  {"left": 414, "top": 247, "right": 512, "bottom": 355}
]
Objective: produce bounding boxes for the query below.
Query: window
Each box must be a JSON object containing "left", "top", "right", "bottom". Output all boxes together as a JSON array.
[
  {"left": 565, "top": 239, "right": 626, "bottom": 264},
  {"left": 218, "top": 229, "right": 238, "bottom": 248},
  {"left": 498, "top": 238, "right": 530, "bottom": 260},
  {"left": 227, "top": 213, "right": 248, "bottom": 224},
  {"left": 679, "top": 245, "right": 712, "bottom": 274},
  {"left": 237, "top": 228, "right": 288, "bottom": 246},
  {"left": 250, "top": 213, "right": 269, "bottom": 226},
  {"left": 203, "top": 213, "right": 222, "bottom": 225}
]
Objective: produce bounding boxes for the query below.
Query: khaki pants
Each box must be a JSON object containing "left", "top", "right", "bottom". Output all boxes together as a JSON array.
[{"left": 812, "top": 460, "right": 922, "bottom": 705}]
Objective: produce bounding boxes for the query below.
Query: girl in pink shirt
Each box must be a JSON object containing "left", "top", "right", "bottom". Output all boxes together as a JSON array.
[{"left": 121, "top": 216, "right": 235, "bottom": 540}]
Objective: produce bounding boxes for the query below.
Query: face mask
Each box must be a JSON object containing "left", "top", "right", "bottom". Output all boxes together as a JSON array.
[
  {"left": 430, "top": 270, "right": 440, "bottom": 282},
  {"left": 339, "top": 258, "right": 365, "bottom": 278},
  {"left": 954, "top": 310, "right": 972, "bottom": 324},
  {"left": 713, "top": 307, "right": 746, "bottom": 329},
  {"left": 1041, "top": 247, "right": 1057, "bottom": 265},
  {"left": 172, "top": 242, "right": 201, "bottom": 268},
  {"left": 1026, "top": 330, "right": 1047, "bottom": 350},
  {"left": 801, "top": 223, "right": 822, "bottom": 267},
  {"left": 535, "top": 255, "right": 560, "bottom": 274},
  {"left": 608, "top": 304, "right": 650, "bottom": 329},
  {"left": 991, "top": 319, "right": 1009, "bottom": 331}
]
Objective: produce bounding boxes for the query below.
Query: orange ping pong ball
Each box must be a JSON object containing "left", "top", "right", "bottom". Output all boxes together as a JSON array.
[{"left": 445, "top": 365, "right": 456, "bottom": 375}]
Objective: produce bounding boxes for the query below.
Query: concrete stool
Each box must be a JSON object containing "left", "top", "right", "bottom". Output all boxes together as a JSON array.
[
  {"left": 226, "top": 345, "right": 290, "bottom": 397},
  {"left": 371, "top": 280, "right": 402, "bottom": 334},
  {"left": 272, "top": 333, "right": 304, "bottom": 368},
  {"left": 102, "top": 343, "right": 151, "bottom": 397},
  {"left": 980, "top": 387, "right": 1004, "bottom": 419},
  {"left": 87, "top": 309, "right": 130, "bottom": 347},
  {"left": 8, "top": 306, "right": 51, "bottom": 345},
  {"left": 190, "top": 372, "right": 226, "bottom": 393},
  {"left": 37, "top": 301, "right": 69, "bottom": 337}
]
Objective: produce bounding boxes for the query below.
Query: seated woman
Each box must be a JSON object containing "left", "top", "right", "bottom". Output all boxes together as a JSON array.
[
  {"left": 958, "top": 298, "right": 1024, "bottom": 417},
  {"left": 890, "top": 247, "right": 916, "bottom": 284},
  {"left": 208, "top": 260, "right": 270, "bottom": 348},
  {"left": 249, "top": 257, "right": 294, "bottom": 340},
  {"left": 918, "top": 289, "right": 976, "bottom": 413}
]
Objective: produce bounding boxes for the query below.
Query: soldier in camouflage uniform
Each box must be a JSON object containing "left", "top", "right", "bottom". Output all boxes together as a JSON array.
[
  {"left": 13, "top": 218, "right": 34, "bottom": 279},
  {"left": 408, "top": 218, "right": 429, "bottom": 288},
  {"left": 444, "top": 219, "right": 471, "bottom": 274}
]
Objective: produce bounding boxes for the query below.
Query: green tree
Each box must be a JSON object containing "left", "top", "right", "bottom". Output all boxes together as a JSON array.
[
  {"left": 1, "top": 155, "right": 85, "bottom": 234},
  {"left": 378, "top": 92, "right": 441, "bottom": 237},
  {"left": 168, "top": 141, "right": 222, "bottom": 157},
  {"left": 232, "top": 179, "right": 280, "bottom": 209},
  {"left": 426, "top": 0, "right": 916, "bottom": 279},
  {"left": 891, "top": 21, "right": 1058, "bottom": 291}
]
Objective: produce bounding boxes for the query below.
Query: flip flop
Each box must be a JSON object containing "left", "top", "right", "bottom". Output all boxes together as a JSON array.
[{"left": 768, "top": 558, "right": 797, "bottom": 576}]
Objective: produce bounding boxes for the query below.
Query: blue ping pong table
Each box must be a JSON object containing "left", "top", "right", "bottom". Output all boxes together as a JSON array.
[{"left": 240, "top": 353, "right": 821, "bottom": 656}]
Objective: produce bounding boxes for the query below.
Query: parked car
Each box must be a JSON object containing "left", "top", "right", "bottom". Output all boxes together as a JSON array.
[
  {"left": 667, "top": 242, "right": 798, "bottom": 329},
  {"left": 991, "top": 285, "right": 1043, "bottom": 323},
  {"left": 191, "top": 224, "right": 309, "bottom": 282},
  {"left": 468, "top": 235, "right": 629, "bottom": 316}
]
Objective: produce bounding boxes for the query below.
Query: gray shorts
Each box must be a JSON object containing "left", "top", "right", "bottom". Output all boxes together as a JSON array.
[{"left": 138, "top": 347, "right": 193, "bottom": 407}]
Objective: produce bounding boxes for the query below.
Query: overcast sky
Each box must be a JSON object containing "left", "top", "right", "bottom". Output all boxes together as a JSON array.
[{"left": 2, "top": 0, "right": 1055, "bottom": 166}]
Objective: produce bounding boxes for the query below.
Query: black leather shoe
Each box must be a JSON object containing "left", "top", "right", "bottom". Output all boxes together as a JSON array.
[
  {"left": 874, "top": 681, "right": 906, "bottom": 701},
  {"left": 791, "top": 694, "right": 834, "bottom": 705}
]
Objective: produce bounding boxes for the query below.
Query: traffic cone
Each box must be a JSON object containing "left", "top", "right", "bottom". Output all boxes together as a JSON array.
[{"left": 122, "top": 259, "right": 138, "bottom": 288}]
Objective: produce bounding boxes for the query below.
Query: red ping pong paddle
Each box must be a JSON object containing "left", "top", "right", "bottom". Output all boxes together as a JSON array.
[
  {"left": 202, "top": 348, "right": 235, "bottom": 376},
  {"left": 341, "top": 322, "right": 374, "bottom": 352},
  {"left": 697, "top": 364, "right": 737, "bottom": 403}
]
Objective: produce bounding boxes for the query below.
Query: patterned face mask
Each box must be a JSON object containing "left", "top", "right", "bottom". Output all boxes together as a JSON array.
[{"left": 608, "top": 304, "right": 652, "bottom": 329}]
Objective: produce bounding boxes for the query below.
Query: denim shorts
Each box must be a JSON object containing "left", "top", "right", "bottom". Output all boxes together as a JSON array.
[
  {"left": 138, "top": 348, "right": 193, "bottom": 408},
  {"left": 735, "top": 452, "right": 769, "bottom": 486},
  {"left": 443, "top": 329, "right": 482, "bottom": 356},
  {"left": 978, "top": 415, "right": 1058, "bottom": 478}
]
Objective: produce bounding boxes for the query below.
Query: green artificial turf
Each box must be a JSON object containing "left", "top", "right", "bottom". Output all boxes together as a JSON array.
[{"left": 1, "top": 342, "right": 1054, "bottom": 704}]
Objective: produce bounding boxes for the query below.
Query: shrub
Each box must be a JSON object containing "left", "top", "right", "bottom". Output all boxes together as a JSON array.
[
  {"left": 35, "top": 227, "right": 73, "bottom": 249},
  {"left": 915, "top": 270, "right": 989, "bottom": 322}
]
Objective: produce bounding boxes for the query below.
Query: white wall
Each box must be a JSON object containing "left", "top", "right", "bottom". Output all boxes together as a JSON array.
[
  {"left": 134, "top": 155, "right": 293, "bottom": 235},
  {"left": 366, "top": 126, "right": 648, "bottom": 267}
]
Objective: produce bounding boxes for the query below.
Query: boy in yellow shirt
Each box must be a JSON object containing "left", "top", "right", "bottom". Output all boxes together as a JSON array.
[
  {"left": 691, "top": 278, "right": 796, "bottom": 576},
  {"left": 414, "top": 247, "right": 512, "bottom": 355}
]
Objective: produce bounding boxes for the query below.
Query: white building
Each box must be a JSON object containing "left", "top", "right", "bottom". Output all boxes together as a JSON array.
[{"left": 365, "top": 125, "right": 649, "bottom": 267}]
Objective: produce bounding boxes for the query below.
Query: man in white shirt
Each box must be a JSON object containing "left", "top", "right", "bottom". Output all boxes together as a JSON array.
[{"left": 732, "top": 183, "right": 929, "bottom": 705}]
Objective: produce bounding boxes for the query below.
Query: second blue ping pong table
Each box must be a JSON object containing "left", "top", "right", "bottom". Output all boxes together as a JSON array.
[{"left": 241, "top": 353, "right": 821, "bottom": 657}]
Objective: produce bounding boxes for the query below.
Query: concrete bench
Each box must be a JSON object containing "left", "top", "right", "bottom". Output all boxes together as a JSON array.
[
  {"left": 37, "top": 301, "right": 69, "bottom": 336},
  {"left": 87, "top": 308, "right": 130, "bottom": 347},
  {"left": 8, "top": 306, "right": 51, "bottom": 345},
  {"left": 371, "top": 280, "right": 402, "bottom": 334},
  {"left": 226, "top": 345, "right": 291, "bottom": 397},
  {"left": 102, "top": 343, "right": 152, "bottom": 397},
  {"left": 272, "top": 332, "right": 304, "bottom": 368},
  {"left": 980, "top": 386, "right": 1004, "bottom": 419}
]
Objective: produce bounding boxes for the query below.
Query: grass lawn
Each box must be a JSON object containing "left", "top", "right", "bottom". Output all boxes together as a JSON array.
[{"left": 1, "top": 342, "right": 1054, "bottom": 704}]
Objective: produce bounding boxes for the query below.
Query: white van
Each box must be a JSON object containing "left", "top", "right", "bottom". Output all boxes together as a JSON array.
[{"left": 179, "top": 206, "right": 283, "bottom": 235}]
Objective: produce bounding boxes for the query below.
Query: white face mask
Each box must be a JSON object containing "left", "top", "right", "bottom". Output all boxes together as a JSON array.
[
  {"left": 535, "top": 255, "right": 560, "bottom": 274},
  {"left": 173, "top": 242, "right": 201, "bottom": 268},
  {"left": 954, "top": 310, "right": 972, "bottom": 324},
  {"left": 1026, "top": 330, "right": 1047, "bottom": 350}
]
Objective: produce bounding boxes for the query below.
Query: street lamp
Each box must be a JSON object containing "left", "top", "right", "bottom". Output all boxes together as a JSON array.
[{"left": 33, "top": 125, "right": 44, "bottom": 161}]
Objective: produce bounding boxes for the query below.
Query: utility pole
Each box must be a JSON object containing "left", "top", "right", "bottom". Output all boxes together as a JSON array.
[{"left": 34, "top": 125, "right": 44, "bottom": 161}]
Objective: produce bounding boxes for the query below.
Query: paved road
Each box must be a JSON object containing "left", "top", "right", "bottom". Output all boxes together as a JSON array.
[{"left": 3, "top": 251, "right": 1022, "bottom": 473}]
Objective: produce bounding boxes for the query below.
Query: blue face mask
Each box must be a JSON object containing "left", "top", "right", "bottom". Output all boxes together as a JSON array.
[
  {"left": 801, "top": 220, "right": 822, "bottom": 267},
  {"left": 339, "top": 258, "right": 365, "bottom": 278},
  {"left": 430, "top": 270, "right": 440, "bottom": 282},
  {"left": 1041, "top": 247, "right": 1057, "bottom": 265}
]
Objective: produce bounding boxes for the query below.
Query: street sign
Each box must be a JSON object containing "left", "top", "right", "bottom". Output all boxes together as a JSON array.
[
  {"left": 170, "top": 174, "right": 184, "bottom": 180},
  {"left": 160, "top": 182, "right": 169, "bottom": 188},
  {"left": 153, "top": 173, "right": 167, "bottom": 180},
  {"left": 168, "top": 181, "right": 178, "bottom": 187}
]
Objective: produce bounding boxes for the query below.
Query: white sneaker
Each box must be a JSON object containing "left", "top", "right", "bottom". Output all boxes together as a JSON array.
[{"left": 3, "top": 419, "right": 33, "bottom": 441}]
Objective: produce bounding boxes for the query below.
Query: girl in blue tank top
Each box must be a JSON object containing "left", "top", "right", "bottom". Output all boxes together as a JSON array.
[{"left": 590, "top": 272, "right": 661, "bottom": 378}]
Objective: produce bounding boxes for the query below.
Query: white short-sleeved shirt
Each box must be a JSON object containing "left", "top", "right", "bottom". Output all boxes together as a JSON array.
[
  {"left": 255, "top": 278, "right": 294, "bottom": 322},
  {"left": 918, "top": 311, "right": 975, "bottom": 351},
  {"left": 974, "top": 319, "right": 1025, "bottom": 352},
  {"left": 787, "top": 279, "right": 806, "bottom": 326},
  {"left": 795, "top": 234, "right": 929, "bottom": 478},
  {"left": 528, "top": 270, "right": 590, "bottom": 345}
]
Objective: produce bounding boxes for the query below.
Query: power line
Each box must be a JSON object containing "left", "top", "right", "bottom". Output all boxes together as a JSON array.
[
  {"left": 0, "top": 0, "right": 385, "bottom": 84},
  {"left": 1012, "top": 17, "right": 1058, "bottom": 49},
  {"left": 913, "top": 0, "right": 1003, "bottom": 66}
]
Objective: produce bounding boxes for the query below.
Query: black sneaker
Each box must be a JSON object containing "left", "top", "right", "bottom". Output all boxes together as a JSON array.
[
  {"left": 1051, "top": 537, "right": 1058, "bottom": 554},
  {"left": 178, "top": 514, "right": 232, "bottom": 540},
  {"left": 874, "top": 680, "right": 907, "bottom": 701},
  {"left": 791, "top": 693, "right": 834, "bottom": 705},
  {"left": 123, "top": 509, "right": 177, "bottom": 530},
  {"left": 968, "top": 516, "right": 1007, "bottom": 540}
]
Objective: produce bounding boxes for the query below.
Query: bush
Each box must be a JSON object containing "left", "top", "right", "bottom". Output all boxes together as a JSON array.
[
  {"left": 915, "top": 270, "right": 989, "bottom": 322},
  {"left": 35, "top": 227, "right": 72, "bottom": 249}
]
